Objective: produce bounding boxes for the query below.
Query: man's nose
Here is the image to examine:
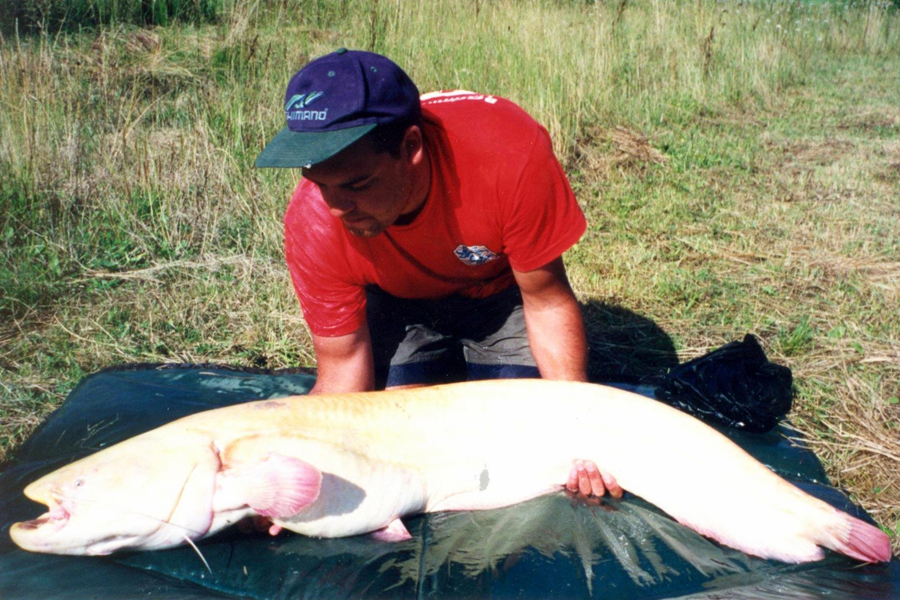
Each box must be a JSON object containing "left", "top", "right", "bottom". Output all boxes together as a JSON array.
[{"left": 324, "top": 194, "right": 355, "bottom": 218}]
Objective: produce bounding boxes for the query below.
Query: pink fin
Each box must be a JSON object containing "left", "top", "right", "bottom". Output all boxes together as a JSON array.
[
  {"left": 371, "top": 519, "right": 412, "bottom": 542},
  {"left": 242, "top": 454, "right": 322, "bottom": 518},
  {"left": 833, "top": 515, "right": 892, "bottom": 563}
]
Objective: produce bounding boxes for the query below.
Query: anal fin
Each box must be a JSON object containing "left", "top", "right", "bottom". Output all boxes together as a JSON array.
[{"left": 370, "top": 518, "right": 412, "bottom": 542}]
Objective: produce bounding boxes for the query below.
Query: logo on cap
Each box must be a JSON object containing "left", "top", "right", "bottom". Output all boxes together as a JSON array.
[{"left": 286, "top": 92, "right": 328, "bottom": 122}]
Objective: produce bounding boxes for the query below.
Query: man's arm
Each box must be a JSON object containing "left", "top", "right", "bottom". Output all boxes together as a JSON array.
[
  {"left": 308, "top": 326, "right": 376, "bottom": 395},
  {"left": 514, "top": 256, "right": 623, "bottom": 500},
  {"left": 513, "top": 256, "right": 588, "bottom": 382}
]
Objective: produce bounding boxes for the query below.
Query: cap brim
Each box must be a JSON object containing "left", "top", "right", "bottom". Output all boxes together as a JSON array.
[{"left": 255, "top": 123, "right": 377, "bottom": 168}]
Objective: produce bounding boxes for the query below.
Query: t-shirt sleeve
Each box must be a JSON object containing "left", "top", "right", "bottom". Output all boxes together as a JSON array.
[
  {"left": 283, "top": 183, "right": 368, "bottom": 338},
  {"left": 501, "top": 125, "right": 586, "bottom": 272}
]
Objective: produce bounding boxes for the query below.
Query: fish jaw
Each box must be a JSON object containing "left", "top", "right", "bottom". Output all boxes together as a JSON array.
[
  {"left": 9, "top": 500, "right": 72, "bottom": 553},
  {"left": 10, "top": 487, "right": 157, "bottom": 555},
  {"left": 11, "top": 473, "right": 106, "bottom": 554},
  {"left": 10, "top": 434, "right": 223, "bottom": 555}
]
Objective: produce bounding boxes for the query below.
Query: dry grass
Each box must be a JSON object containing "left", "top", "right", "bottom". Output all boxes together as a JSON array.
[
  {"left": 572, "top": 126, "right": 669, "bottom": 183},
  {"left": 798, "top": 374, "right": 900, "bottom": 531}
]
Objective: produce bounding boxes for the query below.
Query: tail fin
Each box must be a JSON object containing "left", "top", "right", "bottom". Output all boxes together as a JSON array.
[
  {"left": 673, "top": 502, "right": 892, "bottom": 564},
  {"left": 823, "top": 512, "right": 892, "bottom": 563}
]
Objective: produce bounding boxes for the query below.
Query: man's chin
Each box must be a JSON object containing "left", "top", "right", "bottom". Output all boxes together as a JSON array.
[{"left": 345, "top": 223, "right": 385, "bottom": 238}]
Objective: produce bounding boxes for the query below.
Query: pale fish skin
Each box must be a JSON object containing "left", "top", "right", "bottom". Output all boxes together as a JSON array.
[{"left": 9, "top": 380, "right": 892, "bottom": 563}]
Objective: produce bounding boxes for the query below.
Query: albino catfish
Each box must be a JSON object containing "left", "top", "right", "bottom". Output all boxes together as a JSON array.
[{"left": 10, "top": 380, "right": 892, "bottom": 563}]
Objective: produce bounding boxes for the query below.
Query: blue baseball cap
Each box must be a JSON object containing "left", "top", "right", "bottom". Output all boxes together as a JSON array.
[{"left": 255, "top": 49, "right": 421, "bottom": 169}]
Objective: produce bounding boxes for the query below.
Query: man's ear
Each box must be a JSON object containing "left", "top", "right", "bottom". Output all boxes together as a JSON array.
[{"left": 402, "top": 125, "right": 426, "bottom": 166}]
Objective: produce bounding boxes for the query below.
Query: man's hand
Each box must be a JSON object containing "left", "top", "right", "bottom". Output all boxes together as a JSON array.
[{"left": 566, "top": 460, "right": 623, "bottom": 501}]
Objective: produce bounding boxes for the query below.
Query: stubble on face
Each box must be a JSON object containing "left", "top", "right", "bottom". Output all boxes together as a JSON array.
[
  {"left": 303, "top": 126, "right": 429, "bottom": 239},
  {"left": 345, "top": 222, "right": 384, "bottom": 238}
]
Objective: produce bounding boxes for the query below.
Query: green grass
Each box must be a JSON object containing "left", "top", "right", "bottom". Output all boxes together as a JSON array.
[
  {"left": 1, "top": 0, "right": 899, "bottom": 554},
  {"left": 0, "top": 0, "right": 222, "bottom": 34}
]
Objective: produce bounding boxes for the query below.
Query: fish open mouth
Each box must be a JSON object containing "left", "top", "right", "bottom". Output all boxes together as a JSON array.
[
  {"left": 9, "top": 501, "right": 72, "bottom": 553},
  {"left": 17, "top": 503, "right": 70, "bottom": 530}
]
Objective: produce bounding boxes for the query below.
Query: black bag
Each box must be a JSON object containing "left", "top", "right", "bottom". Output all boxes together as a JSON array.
[{"left": 655, "top": 334, "right": 793, "bottom": 433}]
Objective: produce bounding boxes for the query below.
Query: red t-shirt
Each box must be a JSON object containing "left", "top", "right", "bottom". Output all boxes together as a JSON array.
[{"left": 284, "top": 91, "right": 586, "bottom": 337}]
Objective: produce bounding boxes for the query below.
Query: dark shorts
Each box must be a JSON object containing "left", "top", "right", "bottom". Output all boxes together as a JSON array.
[{"left": 366, "top": 285, "right": 539, "bottom": 389}]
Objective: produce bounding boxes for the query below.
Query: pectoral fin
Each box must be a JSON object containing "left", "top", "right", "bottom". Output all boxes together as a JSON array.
[{"left": 217, "top": 453, "right": 322, "bottom": 518}]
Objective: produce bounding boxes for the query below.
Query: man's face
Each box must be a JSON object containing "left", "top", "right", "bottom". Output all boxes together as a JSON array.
[{"left": 301, "top": 133, "right": 421, "bottom": 238}]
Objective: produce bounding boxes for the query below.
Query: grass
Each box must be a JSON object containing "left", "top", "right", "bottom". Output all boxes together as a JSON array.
[{"left": 1, "top": 0, "right": 899, "bottom": 554}]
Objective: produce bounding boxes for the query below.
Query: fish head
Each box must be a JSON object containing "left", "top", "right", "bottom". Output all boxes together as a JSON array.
[{"left": 10, "top": 434, "right": 221, "bottom": 555}]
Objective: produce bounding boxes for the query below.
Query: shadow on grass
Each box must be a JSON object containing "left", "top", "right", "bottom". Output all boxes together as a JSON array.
[{"left": 582, "top": 301, "right": 678, "bottom": 386}]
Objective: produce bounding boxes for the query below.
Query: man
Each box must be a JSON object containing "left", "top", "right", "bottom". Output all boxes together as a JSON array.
[{"left": 256, "top": 49, "right": 618, "bottom": 503}]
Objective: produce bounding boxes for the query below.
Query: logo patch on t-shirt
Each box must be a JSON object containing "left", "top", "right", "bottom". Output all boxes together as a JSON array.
[{"left": 454, "top": 245, "right": 499, "bottom": 266}]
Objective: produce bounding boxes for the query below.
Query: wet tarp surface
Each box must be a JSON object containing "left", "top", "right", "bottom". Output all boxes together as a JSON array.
[{"left": 1, "top": 364, "right": 897, "bottom": 600}]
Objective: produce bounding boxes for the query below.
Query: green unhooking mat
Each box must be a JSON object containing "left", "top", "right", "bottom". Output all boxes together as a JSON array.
[{"left": 1, "top": 364, "right": 897, "bottom": 599}]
